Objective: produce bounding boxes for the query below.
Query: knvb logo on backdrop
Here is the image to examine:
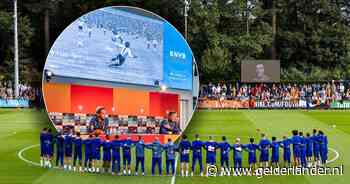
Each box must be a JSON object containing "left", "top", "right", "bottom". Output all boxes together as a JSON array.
[{"left": 169, "top": 50, "right": 186, "bottom": 60}]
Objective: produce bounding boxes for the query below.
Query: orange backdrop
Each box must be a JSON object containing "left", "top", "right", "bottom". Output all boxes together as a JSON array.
[
  {"left": 43, "top": 82, "right": 179, "bottom": 116},
  {"left": 42, "top": 83, "right": 70, "bottom": 112},
  {"left": 113, "top": 88, "right": 150, "bottom": 116}
]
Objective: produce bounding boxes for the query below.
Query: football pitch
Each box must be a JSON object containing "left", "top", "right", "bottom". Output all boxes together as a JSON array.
[{"left": 0, "top": 108, "right": 349, "bottom": 184}]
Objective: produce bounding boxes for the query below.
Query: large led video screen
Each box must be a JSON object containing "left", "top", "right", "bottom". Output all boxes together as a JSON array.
[
  {"left": 241, "top": 60, "right": 280, "bottom": 83},
  {"left": 45, "top": 7, "right": 193, "bottom": 90}
]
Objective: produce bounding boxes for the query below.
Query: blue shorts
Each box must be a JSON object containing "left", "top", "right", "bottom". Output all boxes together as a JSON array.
[
  {"left": 123, "top": 155, "right": 131, "bottom": 165},
  {"left": 103, "top": 154, "right": 111, "bottom": 161},
  {"left": 65, "top": 149, "right": 72, "bottom": 157},
  {"left": 271, "top": 155, "right": 279, "bottom": 163},
  {"left": 112, "top": 154, "right": 120, "bottom": 161},
  {"left": 260, "top": 152, "right": 269, "bottom": 162},
  {"left": 93, "top": 152, "right": 101, "bottom": 160},
  {"left": 220, "top": 156, "right": 229, "bottom": 167},
  {"left": 206, "top": 156, "right": 216, "bottom": 165},
  {"left": 306, "top": 149, "right": 313, "bottom": 157},
  {"left": 283, "top": 152, "right": 291, "bottom": 162},
  {"left": 248, "top": 156, "right": 257, "bottom": 164},
  {"left": 180, "top": 155, "right": 189, "bottom": 163}
]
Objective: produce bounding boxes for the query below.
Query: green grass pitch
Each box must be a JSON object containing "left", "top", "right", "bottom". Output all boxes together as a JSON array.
[{"left": 0, "top": 108, "right": 349, "bottom": 184}]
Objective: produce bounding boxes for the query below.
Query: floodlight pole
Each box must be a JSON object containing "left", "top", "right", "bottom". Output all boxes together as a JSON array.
[
  {"left": 184, "top": 0, "right": 190, "bottom": 40},
  {"left": 13, "top": 0, "right": 19, "bottom": 98}
]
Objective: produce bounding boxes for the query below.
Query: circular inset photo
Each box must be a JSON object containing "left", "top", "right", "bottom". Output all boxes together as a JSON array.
[{"left": 42, "top": 6, "right": 199, "bottom": 142}]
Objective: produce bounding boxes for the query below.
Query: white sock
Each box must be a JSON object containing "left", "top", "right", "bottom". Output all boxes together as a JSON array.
[
  {"left": 185, "top": 171, "right": 188, "bottom": 176},
  {"left": 181, "top": 170, "right": 184, "bottom": 176},
  {"left": 40, "top": 159, "right": 44, "bottom": 167},
  {"left": 64, "top": 165, "right": 67, "bottom": 170},
  {"left": 128, "top": 169, "right": 131, "bottom": 175},
  {"left": 96, "top": 168, "right": 100, "bottom": 173}
]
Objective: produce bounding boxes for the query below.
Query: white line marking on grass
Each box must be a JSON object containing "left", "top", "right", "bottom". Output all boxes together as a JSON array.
[
  {"left": 170, "top": 154, "right": 179, "bottom": 184},
  {"left": 327, "top": 148, "right": 339, "bottom": 164},
  {"left": 0, "top": 132, "right": 17, "bottom": 139},
  {"left": 18, "top": 144, "right": 41, "bottom": 166}
]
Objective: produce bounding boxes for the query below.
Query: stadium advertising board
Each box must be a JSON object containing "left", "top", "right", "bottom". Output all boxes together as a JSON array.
[
  {"left": 0, "top": 99, "right": 29, "bottom": 107},
  {"left": 331, "top": 101, "right": 350, "bottom": 109},
  {"left": 45, "top": 7, "right": 193, "bottom": 90}
]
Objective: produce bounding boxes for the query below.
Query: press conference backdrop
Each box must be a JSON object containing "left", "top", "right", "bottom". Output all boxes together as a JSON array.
[
  {"left": 241, "top": 60, "right": 280, "bottom": 83},
  {"left": 45, "top": 7, "right": 193, "bottom": 91}
]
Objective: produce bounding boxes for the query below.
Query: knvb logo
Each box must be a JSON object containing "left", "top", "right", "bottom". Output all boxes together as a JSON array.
[{"left": 170, "top": 51, "right": 186, "bottom": 60}]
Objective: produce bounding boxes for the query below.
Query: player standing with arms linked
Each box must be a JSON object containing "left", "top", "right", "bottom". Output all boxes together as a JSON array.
[
  {"left": 191, "top": 134, "right": 204, "bottom": 176},
  {"left": 163, "top": 138, "right": 177, "bottom": 176},
  {"left": 178, "top": 135, "right": 191, "bottom": 176},
  {"left": 135, "top": 136, "right": 146, "bottom": 176},
  {"left": 204, "top": 136, "right": 218, "bottom": 177},
  {"left": 146, "top": 137, "right": 163, "bottom": 176}
]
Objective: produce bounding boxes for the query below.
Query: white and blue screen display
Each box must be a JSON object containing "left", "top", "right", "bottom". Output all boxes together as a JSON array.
[{"left": 45, "top": 7, "right": 193, "bottom": 90}]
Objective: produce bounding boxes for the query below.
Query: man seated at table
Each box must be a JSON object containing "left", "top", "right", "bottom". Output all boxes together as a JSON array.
[
  {"left": 89, "top": 106, "right": 109, "bottom": 135},
  {"left": 160, "top": 112, "right": 181, "bottom": 134}
]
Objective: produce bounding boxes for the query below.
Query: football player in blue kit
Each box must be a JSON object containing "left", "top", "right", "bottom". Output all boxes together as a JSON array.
[
  {"left": 243, "top": 138, "right": 259, "bottom": 169},
  {"left": 259, "top": 133, "right": 271, "bottom": 167},
  {"left": 163, "top": 138, "right": 177, "bottom": 176},
  {"left": 318, "top": 131, "right": 328, "bottom": 166},
  {"left": 291, "top": 130, "right": 301, "bottom": 166},
  {"left": 134, "top": 136, "right": 146, "bottom": 176},
  {"left": 55, "top": 132, "right": 65, "bottom": 168},
  {"left": 92, "top": 133, "right": 102, "bottom": 173},
  {"left": 111, "top": 135, "right": 122, "bottom": 175},
  {"left": 204, "top": 136, "right": 218, "bottom": 176},
  {"left": 218, "top": 136, "right": 231, "bottom": 176},
  {"left": 191, "top": 134, "right": 204, "bottom": 176},
  {"left": 178, "top": 135, "right": 191, "bottom": 176},
  {"left": 102, "top": 135, "right": 112, "bottom": 173},
  {"left": 40, "top": 128, "right": 47, "bottom": 167},
  {"left": 41, "top": 128, "right": 54, "bottom": 168},
  {"left": 122, "top": 136, "right": 133, "bottom": 175},
  {"left": 280, "top": 135, "right": 292, "bottom": 167},
  {"left": 305, "top": 133, "right": 314, "bottom": 167},
  {"left": 63, "top": 130, "right": 74, "bottom": 171},
  {"left": 73, "top": 132, "right": 83, "bottom": 172},
  {"left": 46, "top": 129, "right": 54, "bottom": 168},
  {"left": 146, "top": 137, "right": 164, "bottom": 176},
  {"left": 311, "top": 129, "right": 321, "bottom": 166},
  {"left": 232, "top": 138, "right": 244, "bottom": 170},
  {"left": 270, "top": 137, "right": 281, "bottom": 167},
  {"left": 83, "top": 134, "right": 94, "bottom": 172},
  {"left": 299, "top": 132, "right": 307, "bottom": 167}
]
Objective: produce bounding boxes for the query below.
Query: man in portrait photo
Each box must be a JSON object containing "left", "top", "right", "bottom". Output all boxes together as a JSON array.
[{"left": 253, "top": 63, "right": 271, "bottom": 82}]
